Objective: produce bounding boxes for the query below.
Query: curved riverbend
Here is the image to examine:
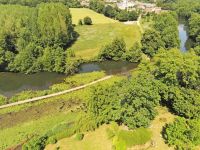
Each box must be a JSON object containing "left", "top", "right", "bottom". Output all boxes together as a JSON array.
[{"left": 0, "top": 61, "right": 138, "bottom": 97}]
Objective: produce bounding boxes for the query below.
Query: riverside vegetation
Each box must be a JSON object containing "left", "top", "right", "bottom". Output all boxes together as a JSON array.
[{"left": 0, "top": 0, "right": 200, "bottom": 150}]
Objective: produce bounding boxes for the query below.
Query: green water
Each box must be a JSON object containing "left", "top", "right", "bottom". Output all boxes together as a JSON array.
[{"left": 0, "top": 61, "right": 138, "bottom": 97}]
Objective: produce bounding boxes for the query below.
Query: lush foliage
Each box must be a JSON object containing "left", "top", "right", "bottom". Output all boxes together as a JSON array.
[
  {"left": 141, "top": 12, "right": 179, "bottom": 57},
  {"left": 83, "top": 16, "right": 93, "bottom": 25},
  {"left": 0, "top": 4, "right": 75, "bottom": 74},
  {"left": 99, "top": 38, "right": 142, "bottom": 62},
  {"left": 89, "top": 0, "right": 139, "bottom": 22},
  {"left": 87, "top": 74, "right": 164, "bottom": 129},
  {"left": 0, "top": 0, "right": 81, "bottom": 7},
  {"left": 163, "top": 117, "right": 200, "bottom": 150}
]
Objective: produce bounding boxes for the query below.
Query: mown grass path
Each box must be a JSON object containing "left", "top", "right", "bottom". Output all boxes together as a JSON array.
[{"left": 0, "top": 75, "right": 113, "bottom": 109}]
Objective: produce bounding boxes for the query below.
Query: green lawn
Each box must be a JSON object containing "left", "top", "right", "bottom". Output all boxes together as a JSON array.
[
  {"left": 70, "top": 8, "right": 118, "bottom": 25},
  {"left": 0, "top": 75, "right": 124, "bottom": 149},
  {"left": 71, "top": 23, "right": 141, "bottom": 60}
]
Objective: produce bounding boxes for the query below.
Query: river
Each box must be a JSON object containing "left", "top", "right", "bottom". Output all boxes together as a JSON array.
[
  {"left": 0, "top": 61, "right": 137, "bottom": 97},
  {"left": 178, "top": 18, "right": 192, "bottom": 52},
  {"left": 0, "top": 20, "right": 191, "bottom": 97}
]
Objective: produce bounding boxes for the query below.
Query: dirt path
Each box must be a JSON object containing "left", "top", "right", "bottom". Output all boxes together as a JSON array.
[
  {"left": 148, "top": 107, "right": 175, "bottom": 150},
  {"left": 0, "top": 76, "right": 113, "bottom": 109}
]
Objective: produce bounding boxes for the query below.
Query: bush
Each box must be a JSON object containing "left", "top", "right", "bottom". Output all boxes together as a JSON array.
[
  {"left": 78, "top": 19, "right": 83, "bottom": 25},
  {"left": 0, "top": 95, "right": 7, "bottom": 105},
  {"left": 99, "top": 38, "right": 126, "bottom": 61},
  {"left": 46, "top": 136, "right": 57, "bottom": 144},
  {"left": 83, "top": 16, "right": 92, "bottom": 25},
  {"left": 163, "top": 117, "right": 200, "bottom": 150},
  {"left": 22, "top": 135, "right": 48, "bottom": 150},
  {"left": 75, "top": 133, "right": 84, "bottom": 141}
]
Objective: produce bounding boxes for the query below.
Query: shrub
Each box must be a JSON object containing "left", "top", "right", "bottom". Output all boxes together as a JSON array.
[
  {"left": 163, "top": 117, "right": 200, "bottom": 150},
  {"left": 78, "top": 19, "right": 83, "bottom": 25},
  {"left": 0, "top": 95, "right": 7, "bottom": 105},
  {"left": 46, "top": 136, "right": 57, "bottom": 144},
  {"left": 22, "top": 135, "right": 48, "bottom": 150},
  {"left": 75, "top": 133, "right": 84, "bottom": 141},
  {"left": 98, "top": 38, "right": 126, "bottom": 61},
  {"left": 83, "top": 16, "right": 92, "bottom": 25}
]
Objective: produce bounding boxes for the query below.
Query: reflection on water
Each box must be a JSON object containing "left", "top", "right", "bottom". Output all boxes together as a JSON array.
[
  {"left": 0, "top": 61, "right": 138, "bottom": 97},
  {"left": 178, "top": 19, "right": 193, "bottom": 52},
  {"left": 78, "top": 61, "right": 138, "bottom": 75}
]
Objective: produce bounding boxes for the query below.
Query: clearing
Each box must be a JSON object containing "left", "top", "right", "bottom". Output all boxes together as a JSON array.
[
  {"left": 45, "top": 107, "right": 176, "bottom": 150},
  {"left": 71, "top": 23, "right": 141, "bottom": 60},
  {"left": 69, "top": 8, "right": 118, "bottom": 25}
]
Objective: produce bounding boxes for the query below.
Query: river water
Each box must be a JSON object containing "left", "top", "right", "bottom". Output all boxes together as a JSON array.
[
  {"left": 0, "top": 61, "right": 137, "bottom": 97},
  {"left": 0, "top": 20, "right": 191, "bottom": 97},
  {"left": 178, "top": 19, "right": 192, "bottom": 52}
]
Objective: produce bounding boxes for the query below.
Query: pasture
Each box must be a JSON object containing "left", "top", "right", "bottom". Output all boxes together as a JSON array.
[
  {"left": 69, "top": 8, "right": 118, "bottom": 25},
  {"left": 71, "top": 23, "right": 141, "bottom": 60}
]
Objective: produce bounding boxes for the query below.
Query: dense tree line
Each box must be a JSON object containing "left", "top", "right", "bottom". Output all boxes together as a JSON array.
[
  {"left": 0, "top": 0, "right": 81, "bottom": 7},
  {"left": 0, "top": 3, "right": 76, "bottom": 74},
  {"left": 157, "top": 0, "right": 200, "bottom": 18},
  {"left": 87, "top": 74, "right": 165, "bottom": 129},
  {"left": 141, "top": 12, "right": 180, "bottom": 57},
  {"left": 189, "top": 13, "right": 200, "bottom": 47},
  {"left": 98, "top": 38, "right": 142, "bottom": 62},
  {"left": 89, "top": 47, "right": 200, "bottom": 148},
  {"left": 163, "top": 117, "right": 200, "bottom": 150},
  {"left": 89, "top": 0, "right": 139, "bottom": 22}
]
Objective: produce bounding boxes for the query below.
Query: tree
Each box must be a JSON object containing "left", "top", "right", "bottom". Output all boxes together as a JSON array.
[
  {"left": 83, "top": 16, "right": 92, "bottom": 25},
  {"left": 99, "top": 38, "right": 126, "bottom": 60},
  {"left": 89, "top": 0, "right": 105, "bottom": 13},
  {"left": 163, "top": 117, "right": 200, "bottom": 150},
  {"left": 123, "top": 42, "right": 142, "bottom": 62},
  {"left": 116, "top": 10, "right": 129, "bottom": 22},
  {"left": 141, "top": 29, "right": 164, "bottom": 57},
  {"left": 103, "top": 5, "right": 116, "bottom": 18},
  {"left": 78, "top": 19, "right": 83, "bottom": 25},
  {"left": 128, "top": 11, "right": 139, "bottom": 21}
]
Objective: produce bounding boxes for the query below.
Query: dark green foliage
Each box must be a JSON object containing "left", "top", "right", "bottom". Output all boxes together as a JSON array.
[
  {"left": 78, "top": 19, "right": 83, "bottom": 25},
  {"left": 153, "top": 13, "right": 180, "bottom": 49},
  {"left": 116, "top": 10, "right": 129, "bottom": 22},
  {"left": 103, "top": 5, "right": 117, "bottom": 18},
  {"left": 121, "top": 75, "right": 162, "bottom": 129},
  {"left": 128, "top": 11, "right": 139, "bottom": 21},
  {"left": 87, "top": 74, "right": 164, "bottom": 129},
  {"left": 141, "top": 12, "right": 180, "bottom": 57},
  {"left": 0, "top": 4, "right": 75, "bottom": 74},
  {"left": 22, "top": 135, "right": 48, "bottom": 150},
  {"left": 152, "top": 49, "right": 200, "bottom": 88},
  {"left": 89, "top": 0, "right": 105, "bottom": 13},
  {"left": 141, "top": 29, "right": 164, "bottom": 57},
  {"left": 163, "top": 117, "right": 200, "bottom": 150},
  {"left": 83, "top": 16, "right": 93, "bottom": 25},
  {"left": 0, "top": 0, "right": 81, "bottom": 7},
  {"left": 89, "top": 0, "right": 139, "bottom": 22},
  {"left": 169, "top": 87, "right": 200, "bottom": 119},
  {"left": 99, "top": 38, "right": 126, "bottom": 61},
  {"left": 189, "top": 13, "right": 200, "bottom": 45},
  {"left": 122, "top": 42, "right": 142, "bottom": 62}
]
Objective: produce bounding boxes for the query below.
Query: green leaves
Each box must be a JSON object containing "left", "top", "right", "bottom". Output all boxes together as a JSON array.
[{"left": 164, "top": 117, "right": 200, "bottom": 150}]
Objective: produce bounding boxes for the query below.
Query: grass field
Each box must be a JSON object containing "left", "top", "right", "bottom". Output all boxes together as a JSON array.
[
  {"left": 71, "top": 23, "right": 141, "bottom": 60},
  {"left": 0, "top": 75, "right": 124, "bottom": 149},
  {"left": 70, "top": 8, "right": 118, "bottom": 25},
  {"left": 46, "top": 125, "right": 113, "bottom": 150}
]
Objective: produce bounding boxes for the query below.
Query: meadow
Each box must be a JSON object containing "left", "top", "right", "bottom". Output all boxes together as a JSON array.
[
  {"left": 72, "top": 23, "right": 141, "bottom": 60},
  {"left": 69, "top": 8, "right": 118, "bottom": 25}
]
